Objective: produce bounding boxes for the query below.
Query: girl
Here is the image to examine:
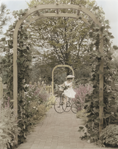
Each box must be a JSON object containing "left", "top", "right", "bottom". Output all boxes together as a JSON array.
[{"left": 59, "top": 75, "right": 76, "bottom": 102}]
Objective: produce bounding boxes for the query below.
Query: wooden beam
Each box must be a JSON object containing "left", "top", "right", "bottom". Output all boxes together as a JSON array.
[
  {"left": 13, "top": 17, "right": 23, "bottom": 146},
  {"left": 26, "top": 13, "right": 90, "bottom": 26},
  {"left": 19, "top": 4, "right": 101, "bottom": 27},
  {"left": 0, "top": 77, "right": 3, "bottom": 100},
  {"left": 99, "top": 29, "right": 104, "bottom": 136}
]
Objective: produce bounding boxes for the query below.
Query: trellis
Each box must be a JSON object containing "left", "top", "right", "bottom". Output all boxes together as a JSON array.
[
  {"left": 13, "top": 3, "right": 103, "bottom": 144},
  {"left": 52, "top": 64, "right": 74, "bottom": 95}
]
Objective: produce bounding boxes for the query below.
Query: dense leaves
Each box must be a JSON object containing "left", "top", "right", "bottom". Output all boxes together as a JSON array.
[
  {"left": 99, "top": 124, "right": 118, "bottom": 147},
  {"left": 0, "top": 3, "right": 10, "bottom": 35},
  {"left": 26, "top": 0, "right": 96, "bottom": 81},
  {"left": 18, "top": 83, "right": 51, "bottom": 144},
  {"left": 0, "top": 99, "right": 20, "bottom": 149},
  {"left": 0, "top": 10, "right": 33, "bottom": 145}
]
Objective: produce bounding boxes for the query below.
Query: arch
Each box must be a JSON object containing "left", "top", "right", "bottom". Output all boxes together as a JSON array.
[
  {"left": 26, "top": 13, "right": 90, "bottom": 25},
  {"left": 52, "top": 65, "right": 74, "bottom": 95},
  {"left": 13, "top": 3, "right": 103, "bottom": 139}
]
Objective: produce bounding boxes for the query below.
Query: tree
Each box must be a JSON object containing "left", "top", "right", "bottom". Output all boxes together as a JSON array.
[
  {"left": 0, "top": 3, "right": 10, "bottom": 75},
  {"left": 0, "top": 3, "right": 10, "bottom": 34},
  {"left": 26, "top": 0, "right": 98, "bottom": 82}
]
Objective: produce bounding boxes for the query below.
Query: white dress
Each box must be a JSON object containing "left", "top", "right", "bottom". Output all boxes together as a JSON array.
[{"left": 62, "top": 81, "right": 76, "bottom": 98}]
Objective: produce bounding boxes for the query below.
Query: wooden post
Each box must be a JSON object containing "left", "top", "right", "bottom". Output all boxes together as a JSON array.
[
  {"left": 0, "top": 77, "right": 3, "bottom": 100},
  {"left": 50, "top": 85, "right": 51, "bottom": 93},
  {"left": 52, "top": 75, "right": 54, "bottom": 96},
  {"left": 0, "top": 77, "right": 3, "bottom": 110},
  {"left": 99, "top": 29, "right": 104, "bottom": 136}
]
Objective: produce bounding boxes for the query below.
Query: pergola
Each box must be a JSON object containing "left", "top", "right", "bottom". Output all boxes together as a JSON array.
[{"left": 13, "top": 3, "right": 103, "bottom": 143}]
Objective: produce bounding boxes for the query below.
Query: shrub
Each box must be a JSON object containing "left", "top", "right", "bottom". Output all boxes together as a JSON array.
[
  {"left": 0, "top": 99, "right": 20, "bottom": 149},
  {"left": 98, "top": 124, "right": 118, "bottom": 147},
  {"left": 37, "top": 104, "right": 47, "bottom": 118},
  {"left": 24, "top": 84, "right": 49, "bottom": 103},
  {"left": 76, "top": 109, "right": 88, "bottom": 122},
  {"left": 74, "top": 83, "right": 93, "bottom": 109},
  {"left": 18, "top": 83, "right": 51, "bottom": 144}
]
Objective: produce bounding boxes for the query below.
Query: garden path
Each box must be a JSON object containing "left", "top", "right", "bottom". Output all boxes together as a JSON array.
[{"left": 17, "top": 106, "right": 114, "bottom": 149}]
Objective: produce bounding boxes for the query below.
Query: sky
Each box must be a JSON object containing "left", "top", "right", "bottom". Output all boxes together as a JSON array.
[{"left": 0, "top": 0, "right": 118, "bottom": 47}]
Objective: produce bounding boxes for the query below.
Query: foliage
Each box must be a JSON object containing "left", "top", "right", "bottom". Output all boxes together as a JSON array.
[
  {"left": 0, "top": 9, "right": 33, "bottom": 145},
  {"left": 47, "top": 95, "right": 55, "bottom": 106},
  {"left": 0, "top": 3, "right": 10, "bottom": 75},
  {"left": 0, "top": 3, "right": 10, "bottom": 34},
  {"left": 18, "top": 83, "right": 51, "bottom": 144},
  {"left": 30, "top": 61, "right": 67, "bottom": 84},
  {"left": 0, "top": 99, "right": 20, "bottom": 149},
  {"left": 76, "top": 109, "right": 89, "bottom": 123},
  {"left": 27, "top": 0, "right": 96, "bottom": 81},
  {"left": 111, "top": 53, "right": 118, "bottom": 83},
  {"left": 98, "top": 124, "right": 118, "bottom": 147},
  {"left": 75, "top": 67, "right": 92, "bottom": 85},
  {"left": 84, "top": 23, "right": 118, "bottom": 143},
  {"left": 77, "top": 110, "right": 90, "bottom": 141},
  {"left": 24, "top": 83, "right": 49, "bottom": 103},
  {"left": 1, "top": 24, "right": 32, "bottom": 97},
  {"left": 74, "top": 83, "right": 93, "bottom": 109}
]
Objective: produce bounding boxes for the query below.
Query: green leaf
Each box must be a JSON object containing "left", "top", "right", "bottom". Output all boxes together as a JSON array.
[
  {"left": 16, "top": 59, "right": 20, "bottom": 63},
  {"left": 94, "top": 118, "right": 100, "bottom": 123},
  {"left": 105, "top": 20, "right": 109, "bottom": 24},
  {"left": 103, "top": 114, "right": 111, "bottom": 119},
  {"left": 113, "top": 45, "right": 118, "bottom": 50}
]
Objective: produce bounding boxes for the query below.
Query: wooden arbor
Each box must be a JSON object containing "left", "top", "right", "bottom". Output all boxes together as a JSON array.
[
  {"left": 13, "top": 3, "right": 103, "bottom": 136},
  {"left": 52, "top": 64, "right": 74, "bottom": 95}
]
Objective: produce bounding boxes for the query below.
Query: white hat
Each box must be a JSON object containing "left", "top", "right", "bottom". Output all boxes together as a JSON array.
[{"left": 66, "top": 75, "right": 75, "bottom": 79}]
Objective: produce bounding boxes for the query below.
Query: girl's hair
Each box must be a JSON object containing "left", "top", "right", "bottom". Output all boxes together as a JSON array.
[{"left": 67, "top": 78, "right": 73, "bottom": 80}]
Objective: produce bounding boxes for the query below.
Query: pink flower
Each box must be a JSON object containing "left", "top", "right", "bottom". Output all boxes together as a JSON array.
[{"left": 74, "top": 84, "right": 93, "bottom": 108}]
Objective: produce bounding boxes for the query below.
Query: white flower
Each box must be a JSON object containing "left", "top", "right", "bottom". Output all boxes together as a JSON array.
[
  {"left": 26, "top": 95, "right": 31, "bottom": 98},
  {"left": 10, "top": 49, "right": 13, "bottom": 54},
  {"left": 24, "top": 84, "right": 29, "bottom": 87},
  {"left": 24, "top": 92, "right": 28, "bottom": 95}
]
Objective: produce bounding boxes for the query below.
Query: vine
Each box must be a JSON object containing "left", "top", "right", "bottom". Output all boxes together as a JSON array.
[
  {"left": 1, "top": 9, "right": 33, "bottom": 144},
  {"left": 84, "top": 21, "right": 118, "bottom": 145}
]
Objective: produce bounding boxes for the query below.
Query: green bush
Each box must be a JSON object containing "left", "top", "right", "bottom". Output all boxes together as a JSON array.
[
  {"left": 76, "top": 109, "right": 88, "bottom": 123},
  {"left": 77, "top": 109, "right": 90, "bottom": 140},
  {"left": 37, "top": 104, "right": 47, "bottom": 117},
  {"left": 99, "top": 124, "right": 118, "bottom": 147}
]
